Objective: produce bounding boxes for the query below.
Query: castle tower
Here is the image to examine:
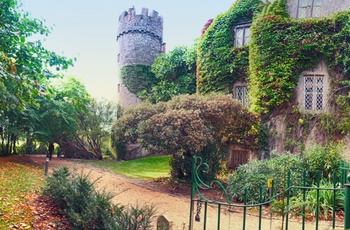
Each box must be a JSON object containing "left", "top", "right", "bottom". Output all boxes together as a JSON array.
[{"left": 116, "top": 7, "right": 164, "bottom": 108}]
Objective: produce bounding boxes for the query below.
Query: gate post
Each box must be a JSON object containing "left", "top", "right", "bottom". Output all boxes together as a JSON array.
[
  {"left": 189, "top": 156, "right": 196, "bottom": 230},
  {"left": 345, "top": 184, "right": 350, "bottom": 230}
]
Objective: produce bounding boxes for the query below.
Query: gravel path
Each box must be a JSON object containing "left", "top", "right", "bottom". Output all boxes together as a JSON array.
[{"left": 23, "top": 155, "right": 343, "bottom": 230}]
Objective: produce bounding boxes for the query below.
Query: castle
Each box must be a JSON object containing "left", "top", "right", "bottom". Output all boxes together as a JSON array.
[
  {"left": 116, "top": 7, "right": 164, "bottom": 108},
  {"left": 195, "top": 0, "right": 350, "bottom": 168}
]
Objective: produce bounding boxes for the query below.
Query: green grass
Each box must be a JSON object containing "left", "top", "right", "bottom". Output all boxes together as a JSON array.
[
  {"left": 87, "top": 155, "right": 172, "bottom": 179},
  {"left": 0, "top": 158, "right": 45, "bottom": 229}
]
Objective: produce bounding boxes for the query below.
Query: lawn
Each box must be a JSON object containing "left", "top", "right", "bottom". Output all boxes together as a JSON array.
[
  {"left": 0, "top": 157, "right": 45, "bottom": 229},
  {"left": 87, "top": 155, "right": 172, "bottom": 179}
]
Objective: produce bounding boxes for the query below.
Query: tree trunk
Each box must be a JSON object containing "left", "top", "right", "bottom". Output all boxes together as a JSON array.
[
  {"left": 48, "top": 142, "right": 54, "bottom": 160},
  {"left": 11, "top": 134, "right": 16, "bottom": 154},
  {"left": 58, "top": 137, "right": 102, "bottom": 160}
]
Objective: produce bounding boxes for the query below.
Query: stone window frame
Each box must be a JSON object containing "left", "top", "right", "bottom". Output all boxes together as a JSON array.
[
  {"left": 297, "top": 0, "right": 321, "bottom": 18},
  {"left": 303, "top": 73, "right": 324, "bottom": 111},
  {"left": 296, "top": 61, "right": 329, "bottom": 114},
  {"left": 233, "top": 81, "right": 249, "bottom": 107},
  {"left": 234, "top": 23, "right": 251, "bottom": 47}
]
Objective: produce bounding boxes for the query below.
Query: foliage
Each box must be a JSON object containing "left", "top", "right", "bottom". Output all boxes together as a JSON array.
[
  {"left": 120, "top": 64, "right": 158, "bottom": 96},
  {"left": 303, "top": 143, "right": 346, "bottom": 180},
  {"left": 258, "top": 123, "right": 270, "bottom": 157},
  {"left": 0, "top": 0, "right": 73, "bottom": 155},
  {"left": 201, "top": 19, "right": 213, "bottom": 36},
  {"left": 170, "top": 143, "right": 227, "bottom": 182},
  {"left": 113, "top": 141, "right": 127, "bottom": 160},
  {"left": 249, "top": 0, "right": 350, "bottom": 113},
  {"left": 112, "top": 94, "right": 259, "bottom": 180},
  {"left": 291, "top": 179, "right": 344, "bottom": 220},
  {"left": 139, "top": 45, "right": 197, "bottom": 103},
  {"left": 77, "top": 99, "right": 119, "bottom": 159},
  {"left": 228, "top": 143, "right": 347, "bottom": 203},
  {"left": 196, "top": 0, "right": 263, "bottom": 94},
  {"left": 112, "top": 101, "right": 167, "bottom": 145},
  {"left": 27, "top": 77, "right": 97, "bottom": 159},
  {"left": 0, "top": 158, "right": 45, "bottom": 229},
  {"left": 43, "top": 167, "right": 156, "bottom": 230},
  {"left": 227, "top": 152, "right": 306, "bottom": 203}
]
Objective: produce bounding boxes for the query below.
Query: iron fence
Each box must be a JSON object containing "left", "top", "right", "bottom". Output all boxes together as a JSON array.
[{"left": 189, "top": 156, "right": 350, "bottom": 230}]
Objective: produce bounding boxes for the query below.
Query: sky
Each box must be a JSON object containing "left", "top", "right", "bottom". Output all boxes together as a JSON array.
[{"left": 20, "top": 1, "right": 236, "bottom": 100}]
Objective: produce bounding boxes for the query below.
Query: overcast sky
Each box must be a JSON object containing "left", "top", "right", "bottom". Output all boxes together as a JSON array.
[{"left": 20, "top": 1, "right": 235, "bottom": 100}]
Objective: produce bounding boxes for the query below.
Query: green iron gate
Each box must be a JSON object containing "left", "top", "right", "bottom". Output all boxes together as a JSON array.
[{"left": 189, "top": 156, "right": 350, "bottom": 230}]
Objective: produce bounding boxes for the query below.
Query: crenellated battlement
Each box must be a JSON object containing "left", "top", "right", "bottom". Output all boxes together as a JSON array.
[
  {"left": 117, "top": 7, "right": 163, "bottom": 41},
  {"left": 116, "top": 7, "right": 164, "bottom": 108}
]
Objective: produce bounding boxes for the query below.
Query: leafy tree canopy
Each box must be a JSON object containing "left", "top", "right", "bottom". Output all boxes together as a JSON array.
[
  {"left": 0, "top": 0, "right": 73, "bottom": 111},
  {"left": 138, "top": 45, "right": 197, "bottom": 103},
  {"left": 0, "top": 0, "right": 73, "bottom": 155}
]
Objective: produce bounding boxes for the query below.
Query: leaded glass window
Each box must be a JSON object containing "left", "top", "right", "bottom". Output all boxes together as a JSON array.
[
  {"left": 304, "top": 74, "right": 324, "bottom": 111},
  {"left": 234, "top": 86, "right": 249, "bottom": 107},
  {"left": 298, "top": 0, "right": 321, "bottom": 18},
  {"left": 235, "top": 24, "right": 250, "bottom": 47}
]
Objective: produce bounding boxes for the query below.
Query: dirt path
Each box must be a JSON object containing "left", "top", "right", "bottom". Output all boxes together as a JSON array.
[{"left": 15, "top": 155, "right": 344, "bottom": 230}]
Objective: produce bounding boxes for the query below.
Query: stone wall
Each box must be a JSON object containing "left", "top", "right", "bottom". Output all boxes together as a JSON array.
[
  {"left": 117, "top": 83, "right": 142, "bottom": 108},
  {"left": 117, "top": 33, "right": 162, "bottom": 66},
  {"left": 266, "top": 60, "right": 350, "bottom": 157},
  {"left": 116, "top": 7, "right": 163, "bottom": 108}
]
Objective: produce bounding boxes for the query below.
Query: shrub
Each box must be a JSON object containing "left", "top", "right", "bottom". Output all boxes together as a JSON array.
[
  {"left": 290, "top": 179, "right": 344, "bottom": 220},
  {"left": 303, "top": 143, "right": 346, "bottom": 180},
  {"left": 170, "top": 143, "right": 227, "bottom": 182},
  {"left": 43, "top": 167, "right": 156, "bottom": 229},
  {"left": 227, "top": 152, "right": 306, "bottom": 203},
  {"left": 112, "top": 94, "right": 259, "bottom": 181}
]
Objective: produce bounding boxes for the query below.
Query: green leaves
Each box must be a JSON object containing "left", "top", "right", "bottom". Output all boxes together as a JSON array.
[
  {"left": 139, "top": 45, "right": 197, "bottom": 103},
  {"left": 0, "top": 0, "right": 75, "bottom": 155},
  {"left": 112, "top": 94, "right": 259, "bottom": 156},
  {"left": 120, "top": 64, "right": 157, "bottom": 96},
  {"left": 249, "top": 3, "right": 350, "bottom": 113},
  {"left": 197, "top": 0, "right": 263, "bottom": 94}
]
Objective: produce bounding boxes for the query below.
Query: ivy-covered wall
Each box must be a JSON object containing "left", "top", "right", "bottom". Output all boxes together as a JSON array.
[
  {"left": 249, "top": 0, "right": 350, "bottom": 114},
  {"left": 197, "top": 0, "right": 350, "bottom": 154},
  {"left": 196, "top": 0, "right": 263, "bottom": 94},
  {"left": 120, "top": 64, "right": 158, "bottom": 96}
]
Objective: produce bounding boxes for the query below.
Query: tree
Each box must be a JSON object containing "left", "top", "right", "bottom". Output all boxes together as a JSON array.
[
  {"left": 0, "top": 0, "right": 73, "bottom": 155},
  {"left": 112, "top": 94, "right": 259, "bottom": 180},
  {"left": 138, "top": 45, "right": 197, "bottom": 103},
  {"left": 77, "top": 99, "right": 119, "bottom": 159}
]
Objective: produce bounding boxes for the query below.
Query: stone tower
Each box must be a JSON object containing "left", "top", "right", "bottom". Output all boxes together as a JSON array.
[{"left": 116, "top": 7, "right": 164, "bottom": 108}]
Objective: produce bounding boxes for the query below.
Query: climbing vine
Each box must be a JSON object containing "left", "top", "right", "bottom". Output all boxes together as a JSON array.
[
  {"left": 196, "top": 0, "right": 263, "bottom": 94},
  {"left": 249, "top": 0, "right": 350, "bottom": 113},
  {"left": 120, "top": 64, "right": 158, "bottom": 95},
  {"left": 197, "top": 0, "right": 350, "bottom": 149}
]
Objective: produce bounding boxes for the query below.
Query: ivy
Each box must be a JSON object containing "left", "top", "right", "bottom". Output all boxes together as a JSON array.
[
  {"left": 197, "top": 0, "right": 350, "bottom": 146},
  {"left": 120, "top": 64, "right": 158, "bottom": 95},
  {"left": 197, "top": 0, "right": 263, "bottom": 94},
  {"left": 249, "top": 1, "right": 350, "bottom": 113}
]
